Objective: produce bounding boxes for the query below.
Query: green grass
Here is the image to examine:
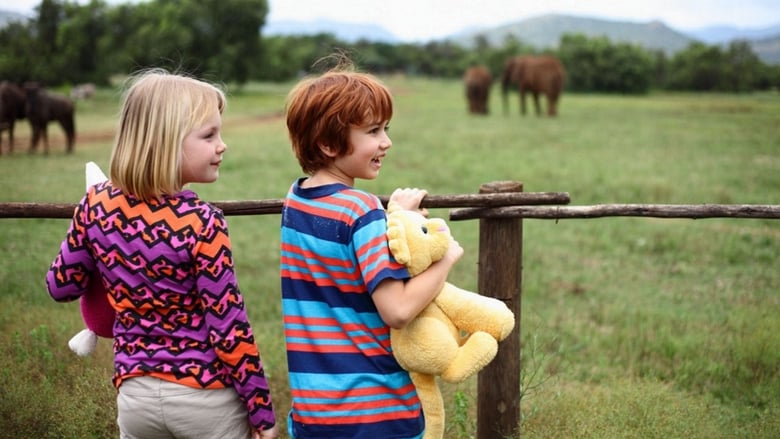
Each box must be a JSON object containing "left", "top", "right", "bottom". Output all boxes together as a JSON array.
[{"left": 1, "top": 78, "right": 778, "bottom": 438}]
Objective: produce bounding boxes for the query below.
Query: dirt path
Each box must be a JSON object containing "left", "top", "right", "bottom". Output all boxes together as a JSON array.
[{"left": 8, "top": 112, "right": 283, "bottom": 150}]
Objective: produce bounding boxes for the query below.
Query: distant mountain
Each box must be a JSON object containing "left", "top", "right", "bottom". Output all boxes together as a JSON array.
[
  {"left": 751, "top": 35, "right": 780, "bottom": 65},
  {"left": 682, "top": 23, "right": 780, "bottom": 65},
  {"left": 263, "top": 19, "right": 399, "bottom": 43},
  {"left": 449, "top": 14, "right": 694, "bottom": 55},
  {"left": 448, "top": 13, "right": 780, "bottom": 64},
  {"left": 685, "top": 23, "right": 780, "bottom": 44}
]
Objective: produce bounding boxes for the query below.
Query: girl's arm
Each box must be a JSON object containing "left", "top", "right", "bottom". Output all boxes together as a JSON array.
[
  {"left": 197, "top": 211, "right": 276, "bottom": 431},
  {"left": 46, "top": 195, "right": 93, "bottom": 302}
]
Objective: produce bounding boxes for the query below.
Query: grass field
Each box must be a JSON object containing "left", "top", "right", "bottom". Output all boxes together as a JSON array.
[{"left": 1, "top": 77, "right": 778, "bottom": 438}]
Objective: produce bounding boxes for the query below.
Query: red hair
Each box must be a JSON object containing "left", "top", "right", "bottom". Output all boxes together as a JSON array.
[{"left": 285, "top": 69, "right": 393, "bottom": 175}]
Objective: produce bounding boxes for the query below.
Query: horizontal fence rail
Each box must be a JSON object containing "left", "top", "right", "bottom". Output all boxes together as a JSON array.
[
  {"left": 0, "top": 192, "right": 572, "bottom": 219},
  {"left": 451, "top": 204, "right": 780, "bottom": 221},
  {"left": 4, "top": 180, "right": 778, "bottom": 439}
]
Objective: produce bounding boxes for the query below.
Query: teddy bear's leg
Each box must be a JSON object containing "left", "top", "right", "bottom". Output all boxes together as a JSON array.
[
  {"left": 410, "top": 372, "right": 445, "bottom": 439},
  {"left": 391, "top": 311, "right": 460, "bottom": 375},
  {"left": 440, "top": 331, "right": 498, "bottom": 383},
  {"left": 434, "top": 283, "right": 515, "bottom": 341}
]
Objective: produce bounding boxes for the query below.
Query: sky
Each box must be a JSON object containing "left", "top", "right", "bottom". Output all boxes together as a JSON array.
[
  {"left": 3, "top": 0, "right": 779, "bottom": 42},
  {"left": 266, "top": 0, "right": 780, "bottom": 41}
]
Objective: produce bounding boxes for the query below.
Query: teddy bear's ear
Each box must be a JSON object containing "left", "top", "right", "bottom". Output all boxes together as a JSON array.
[{"left": 387, "top": 213, "right": 411, "bottom": 264}]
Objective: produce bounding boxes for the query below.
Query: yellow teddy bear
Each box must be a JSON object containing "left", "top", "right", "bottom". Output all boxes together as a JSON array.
[{"left": 386, "top": 201, "right": 515, "bottom": 439}]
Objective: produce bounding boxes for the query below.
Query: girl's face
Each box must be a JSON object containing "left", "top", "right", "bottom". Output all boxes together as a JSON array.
[
  {"left": 180, "top": 109, "right": 226, "bottom": 186},
  {"left": 329, "top": 119, "right": 392, "bottom": 186}
]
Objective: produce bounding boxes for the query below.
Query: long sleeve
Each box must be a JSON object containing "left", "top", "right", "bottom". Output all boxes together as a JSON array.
[
  {"left": 194, "top": 210, "right": 276, "bottom": 429},
  {"left": 47, "top": 194, "right": 95, "bottom": 302}
]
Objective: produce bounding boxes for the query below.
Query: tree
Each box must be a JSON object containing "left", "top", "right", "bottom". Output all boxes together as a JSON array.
[
  {"left": 724, "top": 40, "right": 762, "bottom": 92},
  {"left": 30, "top": 0, "right": 66, "bottom": 83},
  {"left": 55, "top": 0, "right": 109, "bottom": 84},
  {"left": 190, "top": 0, "right": 267, "bottom": 84},
  {"left": 668, "top": 42, "right": 725, "bottom": 91},
  {"left": 0, "top": 1, "right": 774, "bottom": 91},
  {"left": 558, "top": 33, "right": 654, "bottom": 93},
  {"left": 0, "top": 0, "right": 269, "bottom": 86},
  {"left": 0, "top": 21, "right": 36, "bottom": 82}
]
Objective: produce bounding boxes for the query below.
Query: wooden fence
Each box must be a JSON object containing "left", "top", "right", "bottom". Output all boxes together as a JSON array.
[{"left": 3, "top": 180, "right": 780, "bottom": 438}]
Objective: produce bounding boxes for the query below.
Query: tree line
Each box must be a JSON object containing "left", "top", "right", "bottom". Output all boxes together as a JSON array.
[{"left": 2, "top": 0, "right": 778, "bottom": 93}]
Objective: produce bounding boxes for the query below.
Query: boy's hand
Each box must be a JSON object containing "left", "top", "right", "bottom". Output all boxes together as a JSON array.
[
  {"left": 441, "top": 237, "right": 464, "bottom": 266},
  {"left": 389, "top": 187, "right": 429, "bottom": 217}
]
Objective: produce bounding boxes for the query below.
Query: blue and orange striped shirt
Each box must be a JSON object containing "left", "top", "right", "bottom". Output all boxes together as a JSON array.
[{"left": 280, "top": 178, "right": 424, "bottom": 438}]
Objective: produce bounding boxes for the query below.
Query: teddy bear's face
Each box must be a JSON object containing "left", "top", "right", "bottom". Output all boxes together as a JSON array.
[{"left": 387, "top": 209, "right": 451, "bottom": 276}]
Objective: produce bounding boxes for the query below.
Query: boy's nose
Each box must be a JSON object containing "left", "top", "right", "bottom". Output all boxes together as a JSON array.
[{"left": 382, "top": 133, "right": 392, "bottom": 148}]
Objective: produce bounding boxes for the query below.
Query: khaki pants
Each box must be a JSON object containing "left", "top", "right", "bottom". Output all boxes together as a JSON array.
[{"left": 117, "top": 376, "right": 253, "bottom": 439}]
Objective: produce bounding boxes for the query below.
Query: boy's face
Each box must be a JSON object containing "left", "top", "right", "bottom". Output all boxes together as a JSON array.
[{"left": 329, "top": 120, "right": 392, "bottom": 185}]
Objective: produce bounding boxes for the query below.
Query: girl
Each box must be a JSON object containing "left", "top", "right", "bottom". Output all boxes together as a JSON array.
[{"left": 46, "top": 70, "right": 278, "bottom": 439}]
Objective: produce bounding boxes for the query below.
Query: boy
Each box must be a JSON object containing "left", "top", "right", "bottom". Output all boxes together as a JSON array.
[{"left": 280, "top": 63, "right": 463, "bottom": 438}]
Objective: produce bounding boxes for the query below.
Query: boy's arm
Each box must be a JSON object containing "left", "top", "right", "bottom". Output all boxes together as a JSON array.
[{"left": 372, "top": 238, "right": 463, "bottom": 329}]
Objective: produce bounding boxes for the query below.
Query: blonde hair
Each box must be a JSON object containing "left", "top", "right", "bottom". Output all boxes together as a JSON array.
[
  {"left": 109, "top": 69, "right": 226, "bottom": 201},
  {"left": 285, "top": 65, "right": 393, "bottom": 175}
]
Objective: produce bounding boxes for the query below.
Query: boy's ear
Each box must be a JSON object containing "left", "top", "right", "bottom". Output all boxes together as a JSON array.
[{"left": 318, "top": 142, "right": 338, "bottom": 157}]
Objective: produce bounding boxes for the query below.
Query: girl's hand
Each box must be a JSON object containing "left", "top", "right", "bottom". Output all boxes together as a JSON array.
[
  {"left": 389, "top": 187, "right": 428, "bottom": 217},
  {"left": 253, "top": 425, "right": 279, "bottom": 439}
]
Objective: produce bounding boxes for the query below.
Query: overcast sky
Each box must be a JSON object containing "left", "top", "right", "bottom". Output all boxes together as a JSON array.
[{"left": 4, "top": 0, "right": 779, "bottom": 42}]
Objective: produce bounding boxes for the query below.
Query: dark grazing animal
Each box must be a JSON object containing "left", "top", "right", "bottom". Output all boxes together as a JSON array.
[
  {"left": 501, "top": 55, "right": 566, "bottom": 117},
  {"left": 24, "top": 82, "right": 76, "bottom": 154},
  {"left": 463, "top": 65, "right": 493, "bottom": 115},
  {"left": 0, "top": 81, "right": 27, "bottom": 155}
]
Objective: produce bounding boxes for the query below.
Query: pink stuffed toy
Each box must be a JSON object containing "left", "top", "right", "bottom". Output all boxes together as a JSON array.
[{"left": 67, "top": 162, "right": 115, "bottom": 356}]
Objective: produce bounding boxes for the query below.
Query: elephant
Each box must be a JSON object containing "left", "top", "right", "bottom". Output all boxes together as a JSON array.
[
  {"left": 501, "top": 55, "right": 565, "bottom": 117},
  {"left": 0, "top": 81, "right": 27, "bottom": 155},
  {"left": 24, "top": 82, "right": 76, "bottom": 154},
  {"left": 463, "top": 65, "right": 493, "bottom": 115}
]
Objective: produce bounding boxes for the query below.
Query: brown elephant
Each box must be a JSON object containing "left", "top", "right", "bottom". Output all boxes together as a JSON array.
[
  {"left": 0, "top": 81, "right": 27, "bottom": 155},
  {"left": 24, "top": 82, "right": 76, "bottom": 154},
  {"left": 464, "top": 65, "right": 493, "bottom": 115},
  {"left": 501, "top": 55, "right": 565, "bottom": 117}
]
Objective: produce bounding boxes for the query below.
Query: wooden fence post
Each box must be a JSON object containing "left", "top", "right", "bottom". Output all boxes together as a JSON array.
[{"left": 476, "top": 181, "right": 523, "bottom": 439}]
